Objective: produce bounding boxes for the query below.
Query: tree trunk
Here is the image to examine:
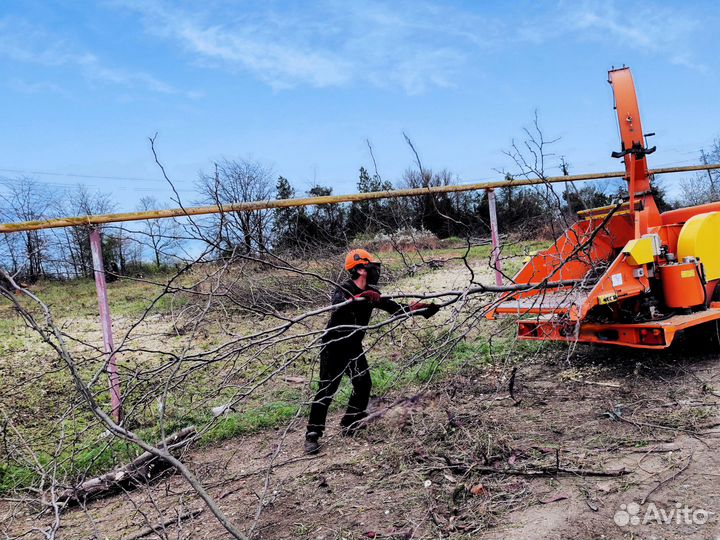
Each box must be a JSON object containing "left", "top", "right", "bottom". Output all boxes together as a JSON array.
[{"left": 56, "top": 426, "right": 196, "bottom": 506}]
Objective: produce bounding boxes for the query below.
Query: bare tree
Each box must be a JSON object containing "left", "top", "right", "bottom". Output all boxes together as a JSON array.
[
  {"left": 136, "top": 196, "right": 184, "bottom": 268},
  {"left": 679, "top": 138, "right": 720, "bottom": 206},
  {"left": 0, "top": 206, "right": 22, "bottom": 275},
  {"left": 52, "top": 185, "right": 115, "bottom": 278},
  {"left": 499, "top": 110, "right": 574, "bottom": 239},
  {"left": 0, "top": 177, "right": 53, "bottom": 280},
  {"left": 196, "top": 159, "right": 273, "bottom": 256}
]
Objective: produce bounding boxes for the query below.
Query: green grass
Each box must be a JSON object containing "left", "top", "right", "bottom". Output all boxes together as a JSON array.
[
  {"left": 0, "top": 395, "right": 303, "bottom": 493},
  {"left": 0, "top": 319, "right": 28, "bottom": 355},
  {"left": 199, "top": 401, "right": 301, "bottom": 445},
  {"left": 0, "top": 331, "right": 539, "bottom": 494},
  {"left": 4, "top": 273, "right": 182, "bottom": 320},
  {"left": 0, "top": 436, "right": 138, "bottom": 493},
  {"left": 0, "top": 240, "right": 554, "bottom": 495},
  {"left": 371, "top": 239, "right": 549, "bottom": 277},
  {"left": 430, "top": 239, "right": 550, "bottom": 260},
  {"left": 0, "top": 464, "right": 40, "bottom": 493}
]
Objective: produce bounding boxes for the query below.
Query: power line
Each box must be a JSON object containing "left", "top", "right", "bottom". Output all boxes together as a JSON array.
[
  {"left": 0, "top": 167, "right": 175, "bottom": 184},
  {"left": 0, "top": 175, "right": 196, "bottom": 194}
]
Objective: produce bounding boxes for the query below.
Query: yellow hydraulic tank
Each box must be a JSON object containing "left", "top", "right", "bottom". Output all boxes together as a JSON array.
[
  {"left": 659, "top": 262, "right": 705, "bottom": 309},
  {"left": 678, "top": 212, "right": 720, "bottom": 280}
]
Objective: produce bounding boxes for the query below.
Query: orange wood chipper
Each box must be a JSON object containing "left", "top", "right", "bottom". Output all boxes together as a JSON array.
[{"left": 487, "top": 67, "right": 720, "bottom": 349}]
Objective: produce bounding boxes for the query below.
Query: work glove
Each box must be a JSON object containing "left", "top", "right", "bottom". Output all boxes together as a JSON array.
[
  {"left": 410, "top": 302, "right": 440, "bottom": 318},
  {"left": 354, "top": 290, "right": 382, "bottom": 304}
]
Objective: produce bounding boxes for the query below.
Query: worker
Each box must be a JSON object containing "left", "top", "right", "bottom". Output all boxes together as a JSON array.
[{"left": 304, "top": 248, "right": 440, "bottom": 454}]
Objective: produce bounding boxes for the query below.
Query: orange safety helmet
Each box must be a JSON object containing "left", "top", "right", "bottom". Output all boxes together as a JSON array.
[{"left": 344, "top": 248, "right": 379, "bottom": 271}]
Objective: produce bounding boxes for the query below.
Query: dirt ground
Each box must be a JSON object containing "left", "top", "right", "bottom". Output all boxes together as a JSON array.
[{"left": 2, "top": 338, "right": 719, "bottom": 540}]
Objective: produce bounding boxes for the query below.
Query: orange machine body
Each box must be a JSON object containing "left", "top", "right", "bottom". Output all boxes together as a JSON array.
[
  {"left": 487, "top": 67, "right": 720, "bottom": 349},
  {"left": 659, "top": 262, "right": 705, "bottom": 309}
]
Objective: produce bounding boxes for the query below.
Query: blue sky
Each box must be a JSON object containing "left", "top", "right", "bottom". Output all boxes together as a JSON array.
[{"left": 1, "top": 0, "right": 718, "bottom": 212}]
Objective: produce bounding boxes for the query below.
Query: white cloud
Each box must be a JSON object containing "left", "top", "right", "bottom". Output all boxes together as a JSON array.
[
  {"left": 0, "top": 16, "right": 89, "bottom": 66},
  {"left": 519, "top": 1, "right": 706, "bottom": 72},
  {"left": 0, "top": 15, "right": 195, "bottom": 96},
  {"left": 5, "top": 78, "right": 68, "bottom": 96},
  {"left": 113, "top": 0, "right": 499, "bottom": 94},
  {"left": 3, "top": 2, "right": 703, "bottom": 99},
  {"left": 176, "top": 22, "right": 353, "bottom": 89},
  {"left": 84, "top": 61, "right": 179, "bottom": 94},
  {"left": 115, "top": 0, "right": 707, "bottom": 94}
]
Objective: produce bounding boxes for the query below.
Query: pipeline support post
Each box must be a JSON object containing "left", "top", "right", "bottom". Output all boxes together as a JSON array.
[
  {"left": 486, "top": 188, "right": 503, "bottom": 286},
  {"left": 89, "top": 228, "right": 122, "bottom": 423}
]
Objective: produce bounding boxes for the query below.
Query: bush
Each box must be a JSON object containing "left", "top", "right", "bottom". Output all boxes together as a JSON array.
[{"left": 355, "top": 227, "right": 440, "bottom": 253}]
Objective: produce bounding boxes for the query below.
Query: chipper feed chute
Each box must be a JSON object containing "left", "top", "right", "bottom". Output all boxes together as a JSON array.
[{"left": 487, "top": 67, "right": 720, "bottom": 349}]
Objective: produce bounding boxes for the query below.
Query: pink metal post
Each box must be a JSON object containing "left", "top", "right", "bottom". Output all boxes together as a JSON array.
[
  {"left": 486, "top": 188, "right": 503, "bottom": 286},
  {"left": 89, "top": 228, "right": 122, "bottom": 422}
]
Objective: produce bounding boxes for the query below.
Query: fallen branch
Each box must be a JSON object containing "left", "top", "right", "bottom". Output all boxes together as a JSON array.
[
  {"left": 626, "top": 443, "right": 681, "bottom": 454},
  {"left": 57, "top": 426, "right": 196, "bottom": 506},
  {"left": 476, "top": 464, "right": 627, "bottom": 477},
  {"left": 508, "top": 367, "right": 522, "bottom": 404},
  {"left": 606, "top": 411, "right": 699, "bottom": 435},
  {"left": 217, "top": 453, "right": 321, "bottom": 499},
  {"left": 568, "top": 378, "right": 621, "bottom": 389},
  {"left": 124, "top": 508, "right": 204, "bottom": 540},
  {"left": 641, "top": 452, "right": 693, "bottom": 504},
  {"left": 432, "top": 459, "right": 627, "bottom": 478}
]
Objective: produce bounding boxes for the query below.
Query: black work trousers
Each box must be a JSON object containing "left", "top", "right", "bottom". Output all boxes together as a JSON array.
[{"left": 307, "top": 345, "right": 371, "bottom": 436}]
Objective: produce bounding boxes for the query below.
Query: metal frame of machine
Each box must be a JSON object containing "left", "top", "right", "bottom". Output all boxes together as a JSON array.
[{"left": 487, "top": 67, "right": 720, "bottom": 349}]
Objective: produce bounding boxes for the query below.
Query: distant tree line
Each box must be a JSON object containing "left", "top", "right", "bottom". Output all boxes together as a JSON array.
[
  {"left": 1, "top": 139, "right": 704, "bottom": 283},
  {"left": 0, "top": 181, "right": 184, "bottom": 282}
]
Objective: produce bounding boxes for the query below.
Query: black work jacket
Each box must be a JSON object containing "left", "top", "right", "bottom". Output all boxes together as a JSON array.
[{"left": 321, "top": 280, "right": 405, "bottom": 349}]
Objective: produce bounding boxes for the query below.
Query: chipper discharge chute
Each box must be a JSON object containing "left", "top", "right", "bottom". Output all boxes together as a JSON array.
[{"left": 487, "top": 67, "right": 720, "bottom": 349}]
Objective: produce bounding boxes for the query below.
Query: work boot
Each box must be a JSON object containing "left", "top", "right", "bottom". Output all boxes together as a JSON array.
[{"left": 304, "top": 431, "right": 321, "bottom": 455}]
